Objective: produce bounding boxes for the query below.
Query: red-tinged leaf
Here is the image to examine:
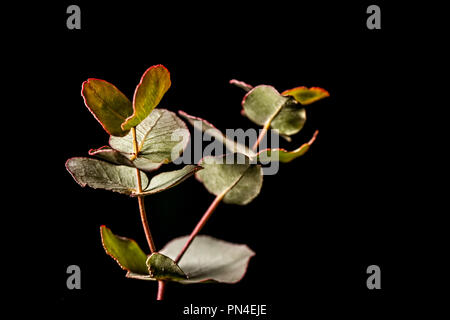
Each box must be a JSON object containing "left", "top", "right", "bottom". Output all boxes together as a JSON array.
[
  {"left": 257, "top": 131, "right": 318, "bottom": 163},
  {"left": 81, "top": 79, "right": 133, "bottom": 137},
  {"left": 121, "top": 65, "right": 171, "bottom": 131},
  {"left": 282, "top": 86, "right": 330, "bottom": 105},
  {"left": 100, "top": 225, "right": 149, "bottom": 275}
]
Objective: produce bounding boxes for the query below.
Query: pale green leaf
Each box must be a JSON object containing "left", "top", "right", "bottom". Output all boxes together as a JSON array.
[
  {"left": 136, "top": 165, "right": 202, "bottom": 196},
  {"left": 89, "top": 146, "right": 134, "bottom": 167},
  {"left": 89, "top": 146, "right": 163, "bottom": 172},
  {"left": 196, "top": 154, "right": 263, "bottom": 205},
  {"left": 65, "top": 157, "right": 148, "bottom": 195},
  {"left": 242, "top": 85, "right": 306, "bottom": 136},
  {"left": 162, "top": 235, "right": 255, "bottom": 284},
  {"left": 127, "top": 235, "right": 255, "bottom": 284},
  {"left": 111, "top": 109, "right": 189, "bottom": 165},
  {"left": 242, "top": 85, "right": 289, "bottom": 126},
  {"left": 270, "top": 99, "right": 306, "bottom": 136}
]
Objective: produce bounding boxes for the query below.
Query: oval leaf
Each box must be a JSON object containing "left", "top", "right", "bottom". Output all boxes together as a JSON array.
[
  {"left": 127, "top": 235, "right": 255, "bottom": 284},
  {"left": 270, "top": 99, "right": 306, "bottom": 136},
  {"left": 196, "top": 154, "right": 263, "bottom": 205},
  {"left": 146, "top": 253, "right": 187, "bottom": 281},
  {"left": 111, "top": 109, "right": 189, "bottom": 165},
  {"left": 136, "top": 165, "right": 202, "bottom": 196},
  {"left": 100, "top": 225, "right": 148, "bottom": 275},
  {"left": 121, "top": 65, "right": 171, "bottom": 131},
  {"left": 281, "top": 86, "right": 330, "bottom": 105},
  {"left": 162, "top": 235, "right": 255, "bottom": 284},
  {"left": 65, "top": 157, "right": 148, "bottom": 195},
  {"left": 81, "top": 79, "right": 133, "bottom": 137},
  {"left": 242, "top": 85, "right": 307, "bottom": 136},
  {"left": 242, "top": 85, "right": 289, "bottom": 126}
]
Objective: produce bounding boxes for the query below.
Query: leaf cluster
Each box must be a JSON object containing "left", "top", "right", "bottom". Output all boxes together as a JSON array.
[{"left": 66, "top": 66, "right": 328, "bottom": 286}]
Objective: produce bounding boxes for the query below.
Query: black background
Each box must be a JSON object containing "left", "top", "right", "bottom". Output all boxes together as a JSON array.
[{"left": 17, "top": 0, "right": 439, "bottom": 316}]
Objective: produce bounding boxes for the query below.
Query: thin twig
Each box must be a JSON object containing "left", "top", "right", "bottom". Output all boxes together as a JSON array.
[
  {"left": 131, "top": 127, "right": 156, "bottom": 253},
  {"left": 175, "top": 191, "right": 226, "bottom": 263}
]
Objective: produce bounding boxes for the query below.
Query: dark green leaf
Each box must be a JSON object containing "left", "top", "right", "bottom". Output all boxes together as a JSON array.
[
  {"left": 81, "top": 79, "right": 133, "bottom": 137},
  {"left": 65, "top": 158, "right": 148, "bottom": 195},
  {"left": 100, "top": 226, "right": 148, "bottom": 275},
  {"left": 196, "top": 154, "right": 263, "bottom": 205},
  {"left": 121, "top": 65, "right": 171, "bottom": 131},
  {"left": 146, "top": 253, "right": 187, "bottom": 281}
]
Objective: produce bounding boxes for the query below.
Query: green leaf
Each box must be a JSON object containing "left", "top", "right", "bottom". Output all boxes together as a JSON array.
[
  {"left": 100, "top": 226, "right": 149, "bottom": 275},
  {"left": 281, "top": 86, "right": 330, "bottom": 105},
  {"left": 121, "top": 65, "right": 171, "bottom": 131},
  {"left": 242, "top": 85, "right": 289, "bottom": 126},
  {"left": 89, "top": 146, "right": 135, "bottom": 167},
  {"left": 146, "top": 253, "right": 187, "bottom": 281},
  {"left": 89, "top": 146, "right": 163, "bottom": 172},
  {"left": 65, "top": 157, "right": 148, "bottom": 195},
  {"left": 136, "top": 165, "right": 202, "bottom": 196},
  {"left": 163, "top": 235, "right": 254, "bottom": 283},
  {"left": 242, "top": 85, "right": 306, "bottom": 136},
  {"left": 127, "top": 235, "right": 255, "bottom": 284},
  {"left": 81, "top": 79, "right": 133, "bottom": 137},
  {"left": 179, "top": 110, "right": 255, "bottom": 158},
  {"left": 196, "top": 154, "right": 263, "bottom": 205},
  {"left": 257, "top": 130, "right": 318, "bottom": 163},
  {"left": 270, "top": 99, "right": 306, "bottom": 136},
  {"left": 110, "top": 109, "right": 189, "bottom": 165}
]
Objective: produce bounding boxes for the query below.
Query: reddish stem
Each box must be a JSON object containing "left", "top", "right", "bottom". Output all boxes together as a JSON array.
[
  {"left": 137, "top": 195, "right": 156, "bottom": 253},
  {"left": 175, "top": 192, "right": 225, "bottom": 263},
  {"left": 157, "top": 281, "right": 166, "bottom": 300},
  {"left": 132, "top": 127, "right": 162, "bottom": 299}
]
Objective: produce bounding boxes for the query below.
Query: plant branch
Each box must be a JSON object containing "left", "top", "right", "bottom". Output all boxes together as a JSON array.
[
  {"left": 174, "top": 190, "right": 227, "bottom": 263},
  {"left": 174, "top": 167, "right": 249, "bottom": 264},
  {"left": 174, "top": 106, "right": 278, "bottom": 269},
  {"left": 252, "top": 102, "right": 285, "bottom": 151},
  {"left": 132, "top": 127, "right": 156, "bottom": 253},
  {"left": 252, "top": 120, "right": 271, "bottom": 151}
]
